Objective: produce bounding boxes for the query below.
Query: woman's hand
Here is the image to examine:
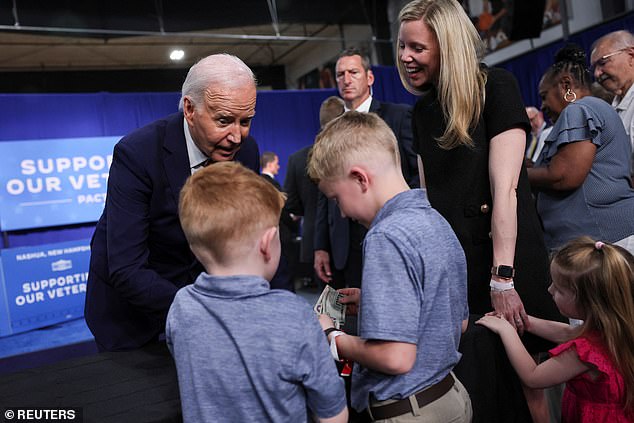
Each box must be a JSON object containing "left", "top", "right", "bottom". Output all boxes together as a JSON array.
[{"left": 491, "top": 289, "right": 529, "bottom": 335}]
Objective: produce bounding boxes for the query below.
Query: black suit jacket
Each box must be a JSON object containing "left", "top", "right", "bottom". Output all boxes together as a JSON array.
[
  {"left": 261, "top": 173, "right": 282, "bottom": 191},
  {"left": 369, "top": 99, "right": 418, "bottom": 188},
  {"left": 283, "top": 146, "right": 319, "bottom": 264},
  {"left": 84, "top": 112, "right": 261, "bottom": 351},
  {"left": 314, "top": 98, "right": 418, "bottom": 269}
]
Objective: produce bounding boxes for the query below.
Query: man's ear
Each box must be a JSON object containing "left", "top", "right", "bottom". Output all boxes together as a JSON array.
[
  {"left": 259, "top": 226, "right": 278, "bottom": 261},
  {"left": 367, "top": 69, "right": 375, "bottom": 87},
  {"left": 183, "top": 97, "right": 195, "bottom": 124},
  {"left": 349, "top": 166, "right": 370, "bottom": 193}
]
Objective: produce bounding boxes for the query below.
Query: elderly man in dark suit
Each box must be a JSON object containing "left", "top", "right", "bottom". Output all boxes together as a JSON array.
[
  {"left": 85, "top": 54, "right": 274, "bottom": 352},
  {"left": 313, "top": 48, "right": 418, "bottom": 289}
]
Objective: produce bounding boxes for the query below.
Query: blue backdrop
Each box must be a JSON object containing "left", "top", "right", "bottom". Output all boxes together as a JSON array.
[{"left": 0, "top": 69, "right": 413, "bottom": 247}]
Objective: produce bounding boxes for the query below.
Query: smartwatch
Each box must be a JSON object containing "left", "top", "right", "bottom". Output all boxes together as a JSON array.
[{"left": 491, "top": 265, "right": 515, "bottom": 279}]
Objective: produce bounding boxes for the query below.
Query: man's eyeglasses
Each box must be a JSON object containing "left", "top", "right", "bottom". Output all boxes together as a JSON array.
[{"left": 591, "top": 49, "right": 627, "bottom": 70}]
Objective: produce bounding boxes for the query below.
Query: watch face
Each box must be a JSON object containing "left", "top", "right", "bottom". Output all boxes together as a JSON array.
[{"left": 496, "top": 265, "right": 514, "bottom": 278}]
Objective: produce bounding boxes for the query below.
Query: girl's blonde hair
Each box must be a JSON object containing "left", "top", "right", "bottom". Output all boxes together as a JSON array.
[
  {"left": 397, "top": 0, "right": 487, "bottom": 149},
  {"left": 551, "top": 236, "right": 634, "bottom": 414}
]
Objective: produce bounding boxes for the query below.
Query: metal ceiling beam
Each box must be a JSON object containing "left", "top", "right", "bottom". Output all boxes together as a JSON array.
[
  {"left": 0, "top": 24, "right": 390, "bottom": 44},
  {"left": 11, "top": 0, "right": 20, "bottom": 27},
  {"left": 266, "top": 0, "right": 280, "bottom": 37},
  {"left": 154, "top": 0, "right": 166, "bottom": 34}
]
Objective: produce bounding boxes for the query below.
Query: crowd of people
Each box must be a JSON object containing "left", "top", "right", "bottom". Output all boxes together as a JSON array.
[{"left": 83, "top": 0, "right": 634, "bottom": 422}]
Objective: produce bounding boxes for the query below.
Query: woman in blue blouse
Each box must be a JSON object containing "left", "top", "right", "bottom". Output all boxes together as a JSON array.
[{"left": 528, "top": 44, "right": 634, "bottom": 254}]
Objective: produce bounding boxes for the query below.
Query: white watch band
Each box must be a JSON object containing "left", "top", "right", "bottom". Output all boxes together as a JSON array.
[
  {"left": 490, "top": 278, "right": 514, "bottom": 292},
  {"left": 329, "top": 331, "right": 344, "bottom": 361}
]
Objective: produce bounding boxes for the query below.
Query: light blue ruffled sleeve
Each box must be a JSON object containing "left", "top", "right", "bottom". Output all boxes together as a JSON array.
[{"left": 541, "top": 99, "right": 605, "bottom": 162}]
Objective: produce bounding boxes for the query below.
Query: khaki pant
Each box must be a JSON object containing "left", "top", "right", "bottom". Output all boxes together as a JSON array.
[{"left": 368, "top": 373, "right": 472, "bottom": 423}]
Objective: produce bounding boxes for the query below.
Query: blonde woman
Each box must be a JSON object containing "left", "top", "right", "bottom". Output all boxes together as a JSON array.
[{"left": 397, "top": 1, "right": 563, "bottom": 422}]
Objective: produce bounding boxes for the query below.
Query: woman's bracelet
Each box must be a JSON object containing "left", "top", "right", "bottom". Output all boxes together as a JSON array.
[{"left": 490, "top": 278, "right": 515, "bottom": 292}]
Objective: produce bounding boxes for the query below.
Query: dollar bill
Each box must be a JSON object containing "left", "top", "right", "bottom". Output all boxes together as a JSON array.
[{"left": 313, "top": 285, "right": 346, "bottom": 329}]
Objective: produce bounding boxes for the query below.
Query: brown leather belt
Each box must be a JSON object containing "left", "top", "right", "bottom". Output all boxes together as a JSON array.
[{"left": 367, "top": 373, "right": 455, "bottom": 421}]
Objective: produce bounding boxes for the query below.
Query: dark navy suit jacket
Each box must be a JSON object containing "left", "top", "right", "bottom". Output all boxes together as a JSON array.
[
  {"left": 84, "top": 112, "right": 261, "bottom": 351},
  {"left": 314, "top": 99, "right": 418, "bottom": 269},
  {"left": 283, "top": 145, "right": 320, "bottom": 264}
]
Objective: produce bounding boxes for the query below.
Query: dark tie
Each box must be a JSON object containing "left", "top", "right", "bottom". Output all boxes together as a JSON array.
[{"left": 192, "top": 158, "right": 211, "bottom": 170}]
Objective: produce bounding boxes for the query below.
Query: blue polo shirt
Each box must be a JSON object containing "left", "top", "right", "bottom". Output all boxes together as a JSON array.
[
  {"left": 166, "top": 274, "right": 346, "bottom": 422},
  {"left": 351, "top": 189, "right": 468, "bottom": 411}
]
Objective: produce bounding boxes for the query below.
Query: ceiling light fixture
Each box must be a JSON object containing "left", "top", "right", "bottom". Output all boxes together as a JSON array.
[{"left": 169, "top": 49, "right": 185, "bottom": 61}]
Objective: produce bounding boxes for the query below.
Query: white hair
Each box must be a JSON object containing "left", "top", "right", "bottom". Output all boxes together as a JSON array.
[
  {"left": 178, "top": 54, "right": 257, "bottom": 111},
  {"left": 591, "top": 30, "right": 634, "bottom": 56}
]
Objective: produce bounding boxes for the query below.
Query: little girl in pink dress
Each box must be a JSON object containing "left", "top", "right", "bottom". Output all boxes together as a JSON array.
[{"left": 478, "top": 236, "right": 634, "bottom": 422}]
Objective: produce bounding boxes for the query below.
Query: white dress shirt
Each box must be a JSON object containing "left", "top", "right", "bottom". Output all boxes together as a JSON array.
[
  {"left": 612, "top": 85, "right": 634, "bottom": 176},
  {"left": 612, "top": 84, "right": 634, "bottom": 150},
  {"left": 184, "top": 118, "right": 209, "bottom": 173},
  {"left": 344, "top": 95, "right": 372, "bottom": 113}
]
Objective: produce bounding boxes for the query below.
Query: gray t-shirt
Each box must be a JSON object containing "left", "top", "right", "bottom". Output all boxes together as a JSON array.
[
  {"left": 351, "top": 189, "right": 468, "bottom": 411},
  {"left": 535, "top": 96, "right": 634, "bottom": 250},
  {"left": 166, "top": 274, "right": 347, "bottom": 422}
]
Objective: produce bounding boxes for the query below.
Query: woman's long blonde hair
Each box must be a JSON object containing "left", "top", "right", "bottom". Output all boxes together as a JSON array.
[{"left": 397, "top": 0, "right": 487, "bottom": 149}]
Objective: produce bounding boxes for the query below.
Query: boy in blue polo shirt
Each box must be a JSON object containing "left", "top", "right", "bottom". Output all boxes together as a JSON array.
[
  {"left": 307, "top": 112, "right": 471, "bottom": 422},
  {"left": 166, "top": 162, "right": 347, "bottom": 423}
]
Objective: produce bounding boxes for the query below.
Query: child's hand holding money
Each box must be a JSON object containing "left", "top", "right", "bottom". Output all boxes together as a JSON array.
[{"left": 318, "top": 313, "right": 335, "bottom": 331}]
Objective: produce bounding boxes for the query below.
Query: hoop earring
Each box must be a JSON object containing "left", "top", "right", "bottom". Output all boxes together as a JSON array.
[{"left": 564, "top": 88, "right": 577, "bottom": 103}]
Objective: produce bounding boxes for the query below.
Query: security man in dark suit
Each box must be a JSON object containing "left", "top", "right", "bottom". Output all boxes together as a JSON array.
[
  {"left": 260, "top": 150, "right": 299, "bottom": 291},
  {"left": 284, "top": 96, "right": 345, "bottom": 287},
  {"left": 85, "top": 54, "right": 289, "bottom": 352},
  {"left": 260, "top": 151, "right": 282, "bottom": 190},
  {"left": 313, "top": 47, "right": 418, "bottom": 289}
]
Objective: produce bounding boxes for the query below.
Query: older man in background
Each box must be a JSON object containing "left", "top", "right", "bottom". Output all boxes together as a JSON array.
[
  {"left": 524, "top": 106, "right": 552, "bottom": 167},
  {"left": 591, "top": 30, "right": 634, "bottom": 180}
]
